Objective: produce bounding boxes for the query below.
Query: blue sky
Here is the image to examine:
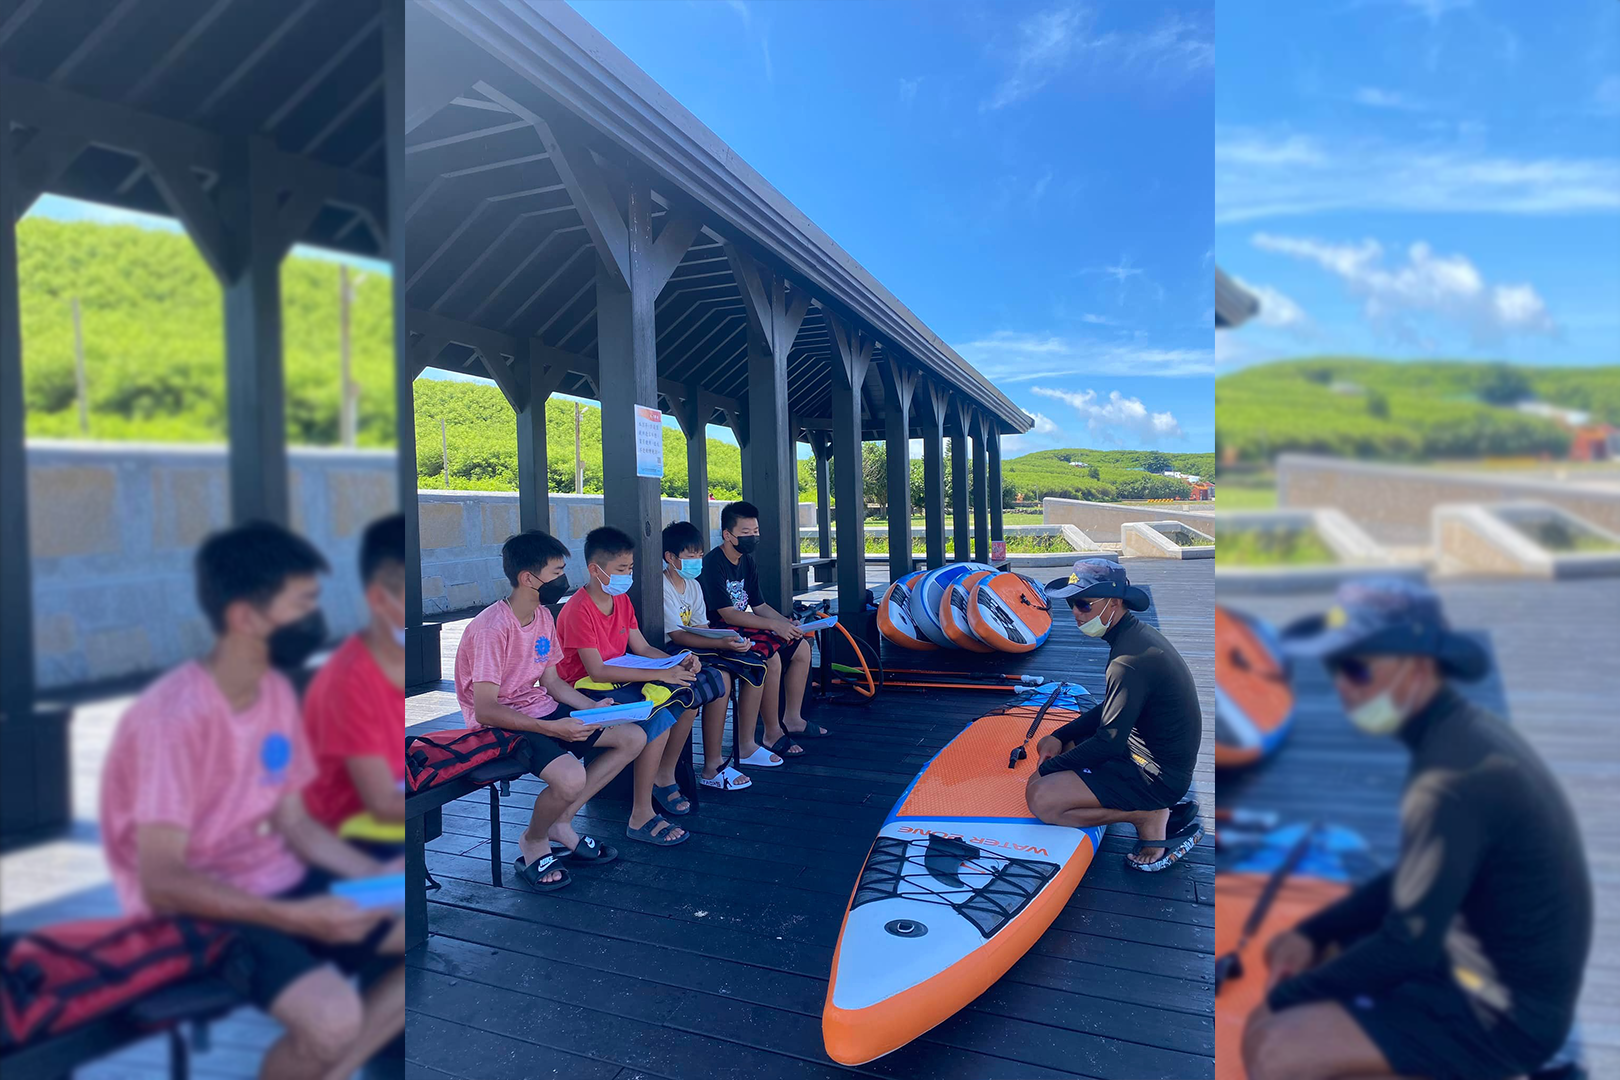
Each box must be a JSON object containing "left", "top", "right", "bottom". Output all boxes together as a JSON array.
[
  {"left": 570, "top": 0, "right": 1215, "bottom": 454},
  {"left": 1216, "top": 0, "right": 1620, "bottom": 374}
]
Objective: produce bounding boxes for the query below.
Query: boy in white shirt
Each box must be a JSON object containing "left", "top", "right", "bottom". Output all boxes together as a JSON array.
[{"left": 661, "top": 522, "right": 773, "bottom": 790}]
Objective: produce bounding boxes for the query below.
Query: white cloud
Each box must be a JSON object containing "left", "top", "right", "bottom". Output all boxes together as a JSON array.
[
  {"left": 1251, "top": 233, "right": 1557, "bottom": 343},
  {"left": 1218, "top": 128, "right": 1620, "bottom": 223},
  {"left": 1002, "top": 411, "right": 1062, "bottom": 456},
  {"left": 958, "top": 330, "right": 1215, "bottom": 378},
  {"left": 1078, "top": 313, "right": 1122, "bottom": 326},
  {"left": 1229, "top": 275, "right": 1311, "bottom": 333},
  {"left": 1031, "top": 387, "right": 1183, "bottom": 444},
  {"left": 898, "top": 76, "right": 922, "bottom": 105},
  {"left": 981, "top": 6, "right": 1211, "bottom": 112},
  {"left": 1351, "top": 87, "right": 1431, "bottom": 112}
]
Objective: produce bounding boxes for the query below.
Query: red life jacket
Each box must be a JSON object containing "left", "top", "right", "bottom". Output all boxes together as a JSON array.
[{"left": 1, "top": 916, "right": 234, "bottom": 1050}]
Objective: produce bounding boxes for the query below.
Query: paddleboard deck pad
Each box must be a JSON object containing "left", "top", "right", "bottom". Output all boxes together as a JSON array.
[
  {"left": 823, "top": 694, "right": 1104, "bottom": 1065},
  {"left": 877, "top": 570, "right": 938, "bottom": 651}
]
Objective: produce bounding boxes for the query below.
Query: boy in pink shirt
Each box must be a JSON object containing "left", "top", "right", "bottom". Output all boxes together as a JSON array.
[
  {"left": 99, "top": 522, "right": 403, "bottom": 1080},
  {"left": 453, "top": 530, "right": 645, "bottom": 891}
]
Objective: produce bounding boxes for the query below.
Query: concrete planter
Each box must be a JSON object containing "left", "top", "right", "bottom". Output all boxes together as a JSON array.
[
  {"left": 1121, "top": 520, "right": 1215, "bottom": 560},
  {"left": 1434, "top": 502, "right": 1620, "bottom": 579},
  {"left": 1216, "top": 508, "right": 1424, "bottom": 594},
  {"left": 1041, "top": 497, "right": 1216, "bottom": 543}
]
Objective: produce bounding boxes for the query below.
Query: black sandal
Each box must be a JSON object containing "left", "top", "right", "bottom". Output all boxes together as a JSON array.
[
  {"left": 1126, "top": 818, "right": 1204, "bottom": 873},
  {"left": 512, "top": 852, "right": 571, "bottom": 892},
  {"left": 782, "top": 718, "right": 831, "bottom": 739},
  {"left": 553, "top": 834, "right": 618, "bottom": 865},
  {"left": 766, "top": 734, "right": 804, "bottom": 758}
]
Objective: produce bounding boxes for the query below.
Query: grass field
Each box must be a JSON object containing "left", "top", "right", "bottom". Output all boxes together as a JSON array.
[
  {"left": 1212, "top": 483, "right": 1277, "bottom": 509},
  {"left": 1218, "top": 526, "right": 1338, "bottom": 565}
]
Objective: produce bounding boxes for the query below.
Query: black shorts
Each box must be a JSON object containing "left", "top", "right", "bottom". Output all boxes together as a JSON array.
[
  {"left": 518, "top": 705, "right": 608, "bottom": 775},
  {"left": 1334, "top": 970, "right": 1552, "bottom": 1080},
  {"left": 220, "top": 869, "right": 398, "bottom": 1009},
  {"left": 1038, "top": 754, "right": 1182, "bottom": 811}
]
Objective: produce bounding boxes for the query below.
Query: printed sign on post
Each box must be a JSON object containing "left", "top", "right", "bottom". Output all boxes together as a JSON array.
[
  {"left": 635, "top": 405, "right": 664, "bottom": 479},
  {"left": 991, "top": 540, "right": 1007, "bottom": 563}
]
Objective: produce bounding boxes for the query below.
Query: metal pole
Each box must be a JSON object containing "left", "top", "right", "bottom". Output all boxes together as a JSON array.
[
  {"left": 440, "top": 418, "right": 448, "bottom": 488},
  {"left": 71, "top": 296, "right": 87, "bottom": 435}
]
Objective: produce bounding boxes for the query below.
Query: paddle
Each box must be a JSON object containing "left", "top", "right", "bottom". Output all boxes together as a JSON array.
[
  {"left": 1213, "top": 822, "right": 1318, "bottom": 993},
  {"left": 1007, "top": 683, "right": 1066, "bottom": 769}
]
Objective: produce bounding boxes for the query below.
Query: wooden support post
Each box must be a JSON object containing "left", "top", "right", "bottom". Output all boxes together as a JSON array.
[
  {"left": 675, "top": 385, "right": 709, "bottom": 538},
  {"left": 725, "top": 245, "right": 807, "bottom": 611},
  {"left": 920, "top": 379, "right": 948, "bottom": 569},
  {"left": 826, "top": 312, "right": 872, "bottom": 635},
  {"left": 878, "top": 359, "right": 918, "bottom": 582},
  {"left": 810, "top": 432, "right": 832, "bottom": 560},
  {"left": 949, "top": 397, "right": 971, "bottom": 562},
  {"left": 972, "top": 410, "right": 990, "bottom": 564},
  {"left": 989, "top": 425, "right": 1004, "bottom": 565},
  {"left": 596, "top": 175, "right": 666, "bottom": 645},
  {"left": 517, "top": 342, "right": 569, "bottom": 535}
]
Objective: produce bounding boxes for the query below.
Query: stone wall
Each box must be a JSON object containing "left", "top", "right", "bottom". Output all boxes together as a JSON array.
[
  {"left": 1277, "top": 454, "right": 1620, "bottom": 544},
  {"left": 1041, "top": 497, "right": 1216, "bottom": 541},
  {"left": 28, "top": 442, "right": 397, "bottom": 689}
]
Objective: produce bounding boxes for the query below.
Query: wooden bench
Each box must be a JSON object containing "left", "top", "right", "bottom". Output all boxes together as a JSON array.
[{"left": 791, "top": 556, "right": 835, "bottom": 590}]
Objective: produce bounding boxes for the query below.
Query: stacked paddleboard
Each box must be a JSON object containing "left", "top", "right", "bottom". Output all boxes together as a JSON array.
[
  {"left": 1214, "top": 606, "right": 1295, "bottom": 770},
  {"left": 877, "top": 565, "right": 1053, "bottom": 655},
  {"left": 823, "top": 690, "right": 1101, "bottom": 1064}
]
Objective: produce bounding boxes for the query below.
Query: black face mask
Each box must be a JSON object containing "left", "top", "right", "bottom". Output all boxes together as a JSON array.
[
  {"left": 268, "top": 610, "right": 327, "bottom": 671},
  {"left": 733, "top": 535, "right": 760, "bottom": 556},
  {"left": 536, "top": 575, "right": 570, "bottom": 605}
]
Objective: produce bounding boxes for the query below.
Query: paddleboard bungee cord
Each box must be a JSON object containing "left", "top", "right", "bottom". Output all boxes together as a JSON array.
[{"left": 1007, "top": 682, "right": 1066, "bottom": 768}]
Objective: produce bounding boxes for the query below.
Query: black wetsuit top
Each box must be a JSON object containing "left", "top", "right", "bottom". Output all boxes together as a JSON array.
[
  {"left": 1037, "top": 610, "right": 1201, "bottom": 799},
  {"left": 1269, "top": 686, "right": 1593, "bottom": 1058}
]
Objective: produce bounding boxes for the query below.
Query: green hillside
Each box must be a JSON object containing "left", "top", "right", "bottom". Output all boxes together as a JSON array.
[
  {"left": 1215, "top": 357, "right": 1619, "bottom": 465},
  {"left": 19, "top": 217, "right": 397, "bottom": 445},
  {"left": 1001, "top": 448, "right": 1215, "bottom": 502}
]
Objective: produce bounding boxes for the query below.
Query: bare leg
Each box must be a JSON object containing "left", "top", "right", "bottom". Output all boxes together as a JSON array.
[
  {"left": 519, "top": 754, "right": 585, "bottom": 880},
  {"left": 548, "top": 722, "right": 646, "bottom": 850},
  {"left": 737, "top": 673, "right": 765, "bottom": 756},
  {"left": 701, "top": 674, "right": 732, "bottom": 780},
  {"left": 780, "top": 642, "right": 813, "bottom": 731},
  {"left": 1244, "top": 1002, "right": 1412, "bottom": 1080},
  {"left": 318, "top": 962, "right": 404, "bottom": 1080},
  {"left": 1025, "top": 770, "right": 1174, "bottom": 863},
  {"left": 758, "top": 652, "right": 803, "bottom": 753},
  {"left": 625, "top": 728, "right": 685, "bottom": 840},
  {"left": 655, "top": 708, "right": 695, "bottom": 787},
  {"left": 261, "top": 967, "right": 362, "bottom": 1080}
]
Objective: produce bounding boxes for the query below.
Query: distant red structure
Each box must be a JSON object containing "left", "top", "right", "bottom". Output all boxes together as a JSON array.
[{"left": 1569, "top": 425, "right": 1619, "bottom": 462}]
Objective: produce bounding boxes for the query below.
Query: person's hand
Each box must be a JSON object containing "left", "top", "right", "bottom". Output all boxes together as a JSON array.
[
  {"left": 1263, "top": 931, "right": 1316, "bottom": 991},
  {"left": 681, "top": 654, "right": 702, "bottom": 674},
  {"left": 1035, "top": 736, "right": 1062, "bottom": 764},
  {"left": 542, "top": 715, "right": 594, "bottom": 743},
  {"left": 776, "top": 619, "right": 804, "bottom": 641},
  {"left": 662, "top": 665, "right": 696, "bottom": 687},
  {"left": 280, "top": 895, "right": 383, "bottom": 944},
  {"left": 380, "top": 855, "right": 405, "bottom": 876},
  {"left": 726, "top": 636, "right": 752, "bottom": 652}
]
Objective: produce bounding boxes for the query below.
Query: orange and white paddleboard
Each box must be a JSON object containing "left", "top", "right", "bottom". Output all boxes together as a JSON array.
[
  {"left": 1214, "top": 606, "right": 1295, "bottom": 770},
  {"left": 877, "top": 570, "right": 938, "bottom": 651},
  {"left": 968, "top": 571, "right": 1053, "bottom": 654},
  {"left": 823, "top": 695, "right": 1103, "bottom": 1065},
  {"left": 940, "top": 570, "right": 997, "bottom": 652}
]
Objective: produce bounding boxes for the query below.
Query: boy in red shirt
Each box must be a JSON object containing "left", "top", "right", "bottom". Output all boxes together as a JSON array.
[
  {"left": 302, "top": 514, "right": 407, "bottom": 857},
  {"left": 556, "top": 526, "right": 706, "bottom": 846},
  {"left": 100, "top": 522, "right": 403, "bottom": 1080},
  {"left": 454, "top": 530, "right": 646, "bottom": 890}
]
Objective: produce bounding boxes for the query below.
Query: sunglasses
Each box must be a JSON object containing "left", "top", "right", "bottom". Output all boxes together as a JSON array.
[
  {"left": 1328, "top": 656, "right": 1375, "bottom": 685},
  {"left": 1070, "top": 597, "right": 1108, "bottom": 614}
]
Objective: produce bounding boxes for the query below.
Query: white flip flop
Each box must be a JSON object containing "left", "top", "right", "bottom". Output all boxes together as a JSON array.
[
  {"left": 738, "top": 745, "right": 784, "bottom": 768},
  {"left": 699, "top": 764, "right": 753, "bottom": 790}
]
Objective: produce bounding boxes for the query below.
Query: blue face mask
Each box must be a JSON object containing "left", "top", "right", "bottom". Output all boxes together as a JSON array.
[
  {"left": 594, "top": 565, "right": 633, "bottom": 596},
  {"left": 679, "top": 557, "right": 702, "bottom": 579}
]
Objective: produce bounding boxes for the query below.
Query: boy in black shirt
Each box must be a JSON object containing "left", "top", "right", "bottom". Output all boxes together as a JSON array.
[{"left": 698, "top": 501, "right": 827, "bottom": 763}]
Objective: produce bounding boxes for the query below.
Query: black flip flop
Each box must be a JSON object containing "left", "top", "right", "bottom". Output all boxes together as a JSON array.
[
  {"left": 1168, "top": 799, "right": 1200, "bottom": 835},
  {"left": 766, "top": 734, "right": 805, "bottom": 758},
  {"left": 552, "top": 834, "right": 619, "bottom": 865},
  {"left": 783, "top": 719, "right": 831, "bottom": 738},
  {"left": 512, "top": 852, "right": 571, "bottom": 892},
  {"left": 1126, "top": 818, "right": 1204, "bottom": 874}
]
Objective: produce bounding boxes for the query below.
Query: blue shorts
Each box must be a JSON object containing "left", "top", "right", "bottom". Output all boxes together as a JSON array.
[{"left": 637, "top": 705, "right": 680, "bottom": 742}]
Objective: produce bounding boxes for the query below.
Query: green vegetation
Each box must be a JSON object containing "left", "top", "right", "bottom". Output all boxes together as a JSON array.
[
  {"left": 1156, "top": 527, "right": 1214, "bottom": 547},
  {"left": 1215, "top": 358, "right": 1620, "bottom": 465},
  {"left": 1218, "top": 527, "right": 1337, "bottom": 566},
  {"left": 1509, "top": 518, "right": 1620, "bottom": 553},
  {"left": 20, "top": 218, "right": 396, "bottom": 445},
  {"left": 1000, "top": 448, "right": 1215, "bottom": 503},
  {"left": 800, "top": 532, "right": 1073, "bottom": 556}
]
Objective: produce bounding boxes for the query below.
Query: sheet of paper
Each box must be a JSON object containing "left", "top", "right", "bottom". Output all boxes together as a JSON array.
[
  {"left": 332, "top": 873, "right": 405, "bottom": 911},
  {"left": 680, "top": 627, "right": 743, "bottom": 640},
  {"left": 574, "top": 701, "right": 654, "bottom": 727},
  {"left": 797, "top": 615, "right": 838, "bottom": 632},
  {"left": 603, "top": 651, "right": 690, "bottom": 671}
]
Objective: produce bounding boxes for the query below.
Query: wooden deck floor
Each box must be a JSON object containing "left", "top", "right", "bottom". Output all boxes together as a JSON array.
[
  {"left": 1219, "top": 574, "right": 1620, "bottom": 1075},
  {"left": 404, "top": 560, "right": 1216, "bottom": 1080}
]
